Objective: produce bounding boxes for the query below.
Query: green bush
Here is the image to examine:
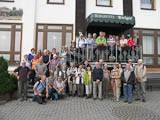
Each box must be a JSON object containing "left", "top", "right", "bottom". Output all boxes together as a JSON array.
[{"left": 0, "top": 57, "right": 18, "bottom": 94}]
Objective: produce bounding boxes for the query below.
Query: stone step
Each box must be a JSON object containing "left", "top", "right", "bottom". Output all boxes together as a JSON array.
[
  {"left": 27, "top": 93, "right": 34, "bottom": 98},
  {"left": 27, "top": 88, "right": 34, "bottom": 93}
]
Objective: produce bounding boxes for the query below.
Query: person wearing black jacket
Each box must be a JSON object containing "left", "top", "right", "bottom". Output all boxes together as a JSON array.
[
  {"left": 93, "top": 62, "right": 103, "bottom": 100},
  {"left": 121, "top": 64, "right": 136, "bottom": 104},
  {"left": 14, "top": 61, "right": 30, "bottom": 101}
]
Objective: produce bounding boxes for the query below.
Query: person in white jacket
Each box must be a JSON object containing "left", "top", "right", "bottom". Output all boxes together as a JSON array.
[{"left": 76, "top": 64, "right": 85, "bottom": 97}]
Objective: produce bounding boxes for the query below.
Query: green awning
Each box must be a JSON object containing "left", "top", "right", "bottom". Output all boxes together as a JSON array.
[{"left": 86, "top": 13, "right": 135, "bottom": 27}]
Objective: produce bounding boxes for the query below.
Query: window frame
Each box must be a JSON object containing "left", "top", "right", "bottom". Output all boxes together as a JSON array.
[
  {"left": 0, "top": 23, "right": 22, "bottom": 65},
  {"left": 134, "top": 28, "right": 160, "bottom": 67},
  {"left": 0, "top": 0, "right": 14, "bottom": 2},
  {"left": 36, "top": 24, "right": 73, "bottom": 52},
  {"left": 47, "top": 0, "right": 65, "bottom": 5},
  {"left": 140, "top": 0, "right": 156, "bottom": 10},
  {"left": 96, "top": 0, "right": 112, "bottom": 7}
]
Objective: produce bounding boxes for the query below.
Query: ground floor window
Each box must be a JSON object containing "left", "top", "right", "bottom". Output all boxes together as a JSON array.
[
  {"left": 36, "top": 24, "right": 73, "bottom": 52},
  {"left": 134, "top": 28, "right": 160, "bottom": 67},
  {"left": 0, "top": 23, "right": 22, "bottom": 65}
]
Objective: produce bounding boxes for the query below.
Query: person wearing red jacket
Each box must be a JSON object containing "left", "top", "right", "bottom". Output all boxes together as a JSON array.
[{"left": 128, "top": 36, "right": 135, "bottom": 50}]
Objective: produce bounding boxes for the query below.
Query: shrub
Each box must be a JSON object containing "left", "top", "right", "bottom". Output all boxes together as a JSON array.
[{"left": 0, "top": 57, "right": 18, "bottom": 94}]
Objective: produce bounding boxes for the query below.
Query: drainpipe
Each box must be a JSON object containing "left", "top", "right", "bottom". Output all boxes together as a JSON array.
[{"left": 33, "top": 0, "right": 38, "bottom": 50}]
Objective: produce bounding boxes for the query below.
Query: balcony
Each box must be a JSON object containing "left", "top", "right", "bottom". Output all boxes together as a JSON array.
[{"left": 69, "top": 45, "right": 142, "bottom": 66}]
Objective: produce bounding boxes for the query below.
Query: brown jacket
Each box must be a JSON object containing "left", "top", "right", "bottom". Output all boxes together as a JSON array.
[
  {"left": 135, "top": 64, "right": 147, "bottom": 82},
  {"left": 110, "top": 69, "right": 121, "bottom": 87}
]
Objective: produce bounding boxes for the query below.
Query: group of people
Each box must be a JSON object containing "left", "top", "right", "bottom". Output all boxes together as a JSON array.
[
  {"left": 13, "top": 44, "right": 147, "bottom": 105},
  {"left": 75, "top": 31, "right": 139, "bottom": 61}
]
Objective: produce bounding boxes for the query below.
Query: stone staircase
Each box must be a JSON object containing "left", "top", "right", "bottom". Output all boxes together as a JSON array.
[
  {"left": 27, "top": 83, "right": 34, "bottom": 98},
  {"left": 27, "top": 65, "right": 160, "bottom": 98}
]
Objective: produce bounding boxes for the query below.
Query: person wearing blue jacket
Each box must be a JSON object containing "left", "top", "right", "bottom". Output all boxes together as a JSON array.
[{"left": 93, "top": 62, "right": 103, "bottom": 100}]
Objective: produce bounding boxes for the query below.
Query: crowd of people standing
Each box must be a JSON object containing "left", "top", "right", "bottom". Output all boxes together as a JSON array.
[{"left": 13, "top": 31, "right": 146, "bottom": 105}]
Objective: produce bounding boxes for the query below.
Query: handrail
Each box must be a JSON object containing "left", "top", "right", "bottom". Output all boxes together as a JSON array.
[{"left": 68, "top": 45, "right": 142, "bottom": 65}]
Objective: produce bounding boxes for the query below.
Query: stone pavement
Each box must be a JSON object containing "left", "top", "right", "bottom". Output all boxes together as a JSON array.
[{"left": 1, "top": 91, "right": 160, "bottom": 120}]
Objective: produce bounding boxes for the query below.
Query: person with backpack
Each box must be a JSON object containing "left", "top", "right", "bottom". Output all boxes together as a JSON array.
[
  {"left": 135, "top": 59, "right": 147, "bottom": 102},
  {"left": 33, "top": 75, "right": 49, "bottom": 104}
]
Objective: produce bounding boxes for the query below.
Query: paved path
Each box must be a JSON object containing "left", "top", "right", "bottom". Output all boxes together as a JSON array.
[{"left": 1, "top": 91, "right": 160, "bottom": 120}]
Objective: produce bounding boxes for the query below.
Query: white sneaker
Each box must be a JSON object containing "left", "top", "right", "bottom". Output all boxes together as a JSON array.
[{"left": 116, "top": 99, "right": 119, "bottom": 102}]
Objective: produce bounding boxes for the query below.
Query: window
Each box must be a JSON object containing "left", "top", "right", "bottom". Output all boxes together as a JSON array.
[
  {"left": 142, "top": 36, "right": 154, "bottom": 54},
  {"left": 141, "top": 0, "right": 155, "bottom": 10},
  {"left": 142, "top": 30, "right": 154, "bottom": 34},
  {"left": 47, "top": 0, "right": 64, "bottom": 4},
  {"left": 0, "top": 23, "right": 22, "bottom": 65},
  {"left": 143, "top": 57, "right": 154, "bottom": 65},
  {"left": 96, "top": 0, "right": 111, "bottom": 7},
  {"left": 0, "top": 0, "right": 14, "bottom": 2},
  {"left": 36, "top": 24, "right": 73, "bottom": 52},
  {"left": 134, "top": 28, "right": 160, "bottom": 66},
  {"left": 158, "top": 57, "right": 160, "bottom": 64},
  {"left": 47, "top": 32, "right": 62, "bottom": 52}
]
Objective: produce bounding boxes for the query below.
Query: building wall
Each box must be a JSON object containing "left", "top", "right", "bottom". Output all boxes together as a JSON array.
[
  {"left": 133, "top": 0, "right": 160, "bottom": 29},
  {"left": 86, "top": 0, "right": 123, "bottom": 18},
  {"left": 0, "top": 0, "right": 76, "bottom": 57},
  {"left": 36, "top": 0, "right": 76, "bottom": 38},
  {"left": 0, "top": 0, "right": 37, "bottom": 56}
]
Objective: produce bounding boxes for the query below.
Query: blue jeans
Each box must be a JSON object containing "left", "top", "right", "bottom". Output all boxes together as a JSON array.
[{"left": 123, "top": 84, "right": 133, "bottom": 102}]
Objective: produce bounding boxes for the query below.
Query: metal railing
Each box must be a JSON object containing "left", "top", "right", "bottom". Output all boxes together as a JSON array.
[{"left": 68, "top": 45, "right": 142, "bottom": 65}]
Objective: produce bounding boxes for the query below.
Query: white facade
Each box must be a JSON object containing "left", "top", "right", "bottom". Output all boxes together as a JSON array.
[
  {"left": 86, "top": 0, "right": 123, "bottom": 18},
  {"left": 0, "top": 0, "right": 160, "bottom": 69},
  {"left": 133, "top": 0, "right": 160, "bottom": 29},
  {"left": 0, "top": 0, "right": 76, "bottom": 57}
]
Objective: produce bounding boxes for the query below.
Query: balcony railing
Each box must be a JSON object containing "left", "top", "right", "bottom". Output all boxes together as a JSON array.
[{"left": 69, "top": 45, "right": 142, "bottom": 64}]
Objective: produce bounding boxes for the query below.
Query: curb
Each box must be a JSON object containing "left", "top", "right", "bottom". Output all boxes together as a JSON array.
[{"left": 0, "top": 100, "right": 7, "bottom": 105}]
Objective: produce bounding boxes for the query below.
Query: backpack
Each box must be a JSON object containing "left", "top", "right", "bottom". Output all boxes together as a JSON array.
[{"left": 36, "top": 81, "right": 46, "bottom": 89}]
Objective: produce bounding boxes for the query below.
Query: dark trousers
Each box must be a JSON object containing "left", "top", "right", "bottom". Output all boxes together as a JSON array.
[
  {"left": 77, "top": 84, "right": 84, "bottom": 97},
  {"left": 30, "top": 70, "right": 35, "bottom": 85},
  {"left": 18, "top": 80, "right": 27, "bottom": 99},
  {"left": 34, "top": 90, "right": 46, "bottom": 104},
  {"left": 93, "top": 47, "right": 97, "bottom": 61},
  {"left": 46, "top": 66, "right": 49, "bottom": 77},
  {"left": 34, "top": 95, "right": 46, "bottom": 104}
]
